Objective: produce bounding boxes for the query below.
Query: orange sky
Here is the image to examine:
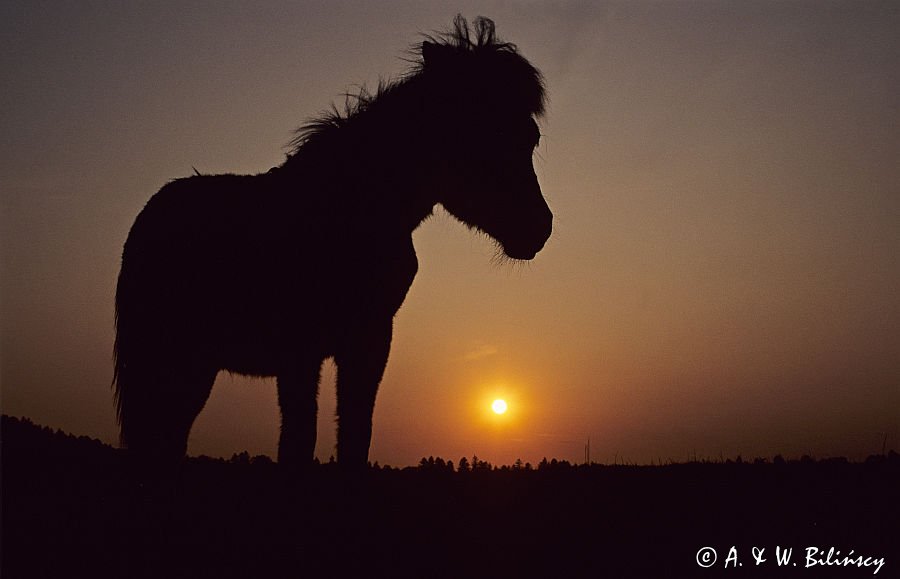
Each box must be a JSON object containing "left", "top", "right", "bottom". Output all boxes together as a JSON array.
[{"left": 2, "top": 1, "right": 897, "bottom": 466}]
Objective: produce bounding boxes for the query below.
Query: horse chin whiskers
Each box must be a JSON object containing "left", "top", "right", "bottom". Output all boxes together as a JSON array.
[
  {"left": 490, "top": 245, "right": 510, "bottom": 267},
  {"left": 491, "top": 245, "right": 534, "bottom": 271}
]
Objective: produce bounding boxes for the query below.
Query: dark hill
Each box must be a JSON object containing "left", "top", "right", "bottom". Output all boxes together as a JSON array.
[{"left": 2, "top": 415, "right": 897, "bottom": 578}]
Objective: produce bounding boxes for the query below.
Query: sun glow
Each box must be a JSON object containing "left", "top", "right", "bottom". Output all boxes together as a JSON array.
[{"left": 491, "top": 399, "right": 508, "bottom": 414}]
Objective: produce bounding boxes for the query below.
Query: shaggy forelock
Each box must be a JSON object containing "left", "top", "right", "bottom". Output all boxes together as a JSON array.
[{"left": 288, "top": 15, "right": 546, "bottom": 157}]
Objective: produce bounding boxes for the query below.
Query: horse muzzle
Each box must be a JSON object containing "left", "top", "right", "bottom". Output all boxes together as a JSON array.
[{"left": 501, "top": 204, "right": 552, "bottom": 260}]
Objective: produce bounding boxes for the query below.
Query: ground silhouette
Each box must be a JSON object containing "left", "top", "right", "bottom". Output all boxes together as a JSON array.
[
  {"left": 113, "top": 15, "right": 552, "bottom": 475},
  {"left": 3, "top": 416, "right": 897, "bottom": 578}
]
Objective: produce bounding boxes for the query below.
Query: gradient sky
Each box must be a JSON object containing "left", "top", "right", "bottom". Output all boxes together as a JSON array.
[{"left": 2, "top": 1, "right": 897, "bottom": 466}]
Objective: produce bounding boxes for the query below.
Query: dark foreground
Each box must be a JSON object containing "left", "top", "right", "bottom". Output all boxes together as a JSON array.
[{"left": 2, "top": 416, "right": 897, "bottom": 578}]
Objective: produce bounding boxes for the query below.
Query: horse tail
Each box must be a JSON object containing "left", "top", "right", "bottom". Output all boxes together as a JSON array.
[
  {"left": 112, "top": 252, "right": 133, "bottom": 448},
  {"left": 112, "top": 200, "right": 157, "bottom": 449}
]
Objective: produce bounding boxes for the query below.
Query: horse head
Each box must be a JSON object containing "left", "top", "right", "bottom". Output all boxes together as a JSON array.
[{"left": 420, "top": 17, "right": 552, "bottom": 261}]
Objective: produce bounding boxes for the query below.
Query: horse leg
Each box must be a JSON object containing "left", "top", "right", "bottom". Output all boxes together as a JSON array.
[
  {"left": 276, "top": 360, "right": 323, "bottom": 468},
  {"left": 119, "top": 362, "right": 217, "bottom": 482},
  {"left": 335, "top": 321, "right": 392, "bottom": 468}
]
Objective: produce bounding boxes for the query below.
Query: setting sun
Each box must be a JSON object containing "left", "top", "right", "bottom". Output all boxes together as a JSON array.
[{"left": 491, "top": 399, "right": 508, "bottom": 414}]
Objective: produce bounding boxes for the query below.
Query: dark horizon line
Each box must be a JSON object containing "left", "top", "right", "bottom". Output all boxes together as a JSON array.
[{"left": 4, "top": 414, "right": 896, "bottom": 470}]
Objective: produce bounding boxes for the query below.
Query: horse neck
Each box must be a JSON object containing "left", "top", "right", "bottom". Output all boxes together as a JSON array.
[
  {"left": 350, "top": 83, "right": 439, "bottom": 232},
  {"left": 284, "top": 85, "right": 438, "bottom": 234}
]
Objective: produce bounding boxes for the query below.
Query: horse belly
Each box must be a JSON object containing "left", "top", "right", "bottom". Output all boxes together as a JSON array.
[
  {"left": 210, "top": 249, "right": 416, "bottom": 375},
  {"left": 201, "top": 275, "right": 339, "bottom": 376},
  {"left": 215, "top": 313, "right": 337, "bottom": 377}
]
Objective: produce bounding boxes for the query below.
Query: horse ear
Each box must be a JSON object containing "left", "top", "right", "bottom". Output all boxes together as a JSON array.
[{"left": 422, "top": 41, "right": 451, "bottom": 69}]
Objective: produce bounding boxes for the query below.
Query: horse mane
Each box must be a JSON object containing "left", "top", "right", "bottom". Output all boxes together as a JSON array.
[{"left": 285, "top": 16, "right": 546, "bottom": 160}]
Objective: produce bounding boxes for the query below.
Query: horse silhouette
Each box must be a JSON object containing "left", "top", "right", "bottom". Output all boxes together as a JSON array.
[{"left": 113, "top": 16, "right": 551, "bottom": 471}]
